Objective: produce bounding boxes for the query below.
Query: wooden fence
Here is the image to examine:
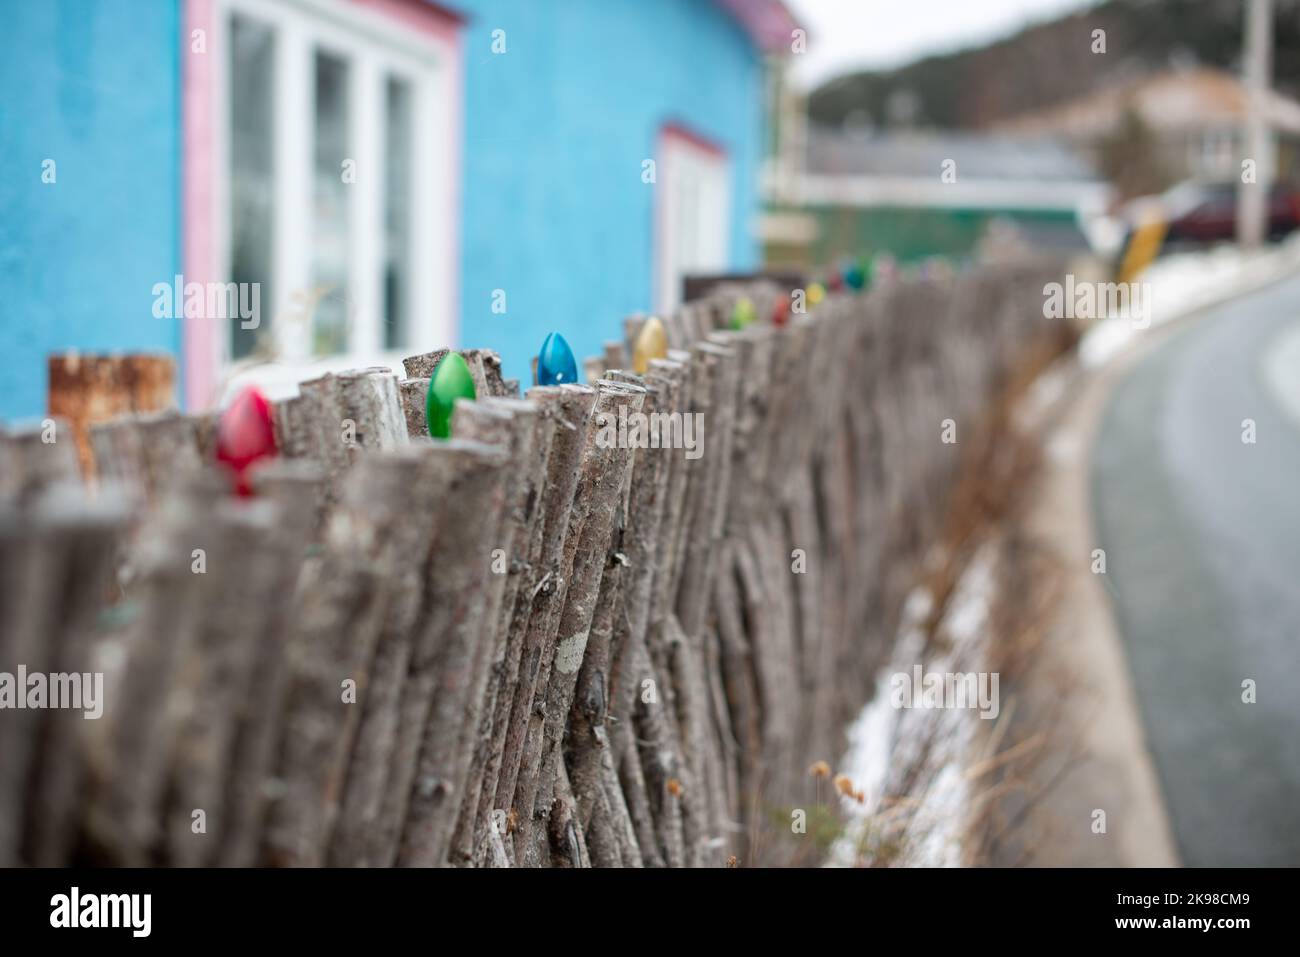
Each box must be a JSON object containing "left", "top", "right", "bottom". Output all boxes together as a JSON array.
[{"left": 0, "top": 261, "right": 1065, "bottom": 867}]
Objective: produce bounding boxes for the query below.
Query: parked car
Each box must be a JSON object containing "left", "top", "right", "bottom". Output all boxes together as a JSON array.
[{"left": 1122, "top": 180, "right": 1300, "bottom": 247}]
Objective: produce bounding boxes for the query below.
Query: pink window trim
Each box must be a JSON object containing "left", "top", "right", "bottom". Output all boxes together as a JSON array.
[
  {"left": 182, "top": 0, "right": 217, "bottom": 411},
  {"left": 654, "top": 122, "right": 730, "bottom": 313},
  {"left": 181, "top": 0, "right": 465, "bottom": 411},
  {"left": 349, "top": 0, "right": 465, "bottom": 43},
  {"left": 661, "top": 122, "right": 728, "bottom": 160}
]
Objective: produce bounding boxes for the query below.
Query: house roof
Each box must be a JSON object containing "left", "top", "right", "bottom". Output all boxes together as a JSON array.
[
  {"left": 714, "top": 0, "right": 800, "bottom": 55},
  {"left": 993, "top": 68, "right": 1300, "bottom": 138},
  {"left": 790, "top": 127, "right": 1106, "bottom": 212},
  {"left": 805, "top": 127, "right": 1100, "bottom": 182}
]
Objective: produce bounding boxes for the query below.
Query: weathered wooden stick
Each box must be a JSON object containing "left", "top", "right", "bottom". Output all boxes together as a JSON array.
[
  {"left": 492, "top": 386, "right": 595, "bottom": 833},
  {"left": 293, "top": 368, "right": 406, "bottom": 489},
  {"left": 662, "top": 340, "right": 739, "bottom": 866},
  {"left": 335, "top": 368, "right": 409, "bottom": 455},
  {"left": 630, "top": 633, "right": 686, "bottom": 867},
  {"left": 217, "top": 459, "right": 325, "bottom": 867},
  {"left": 785, "top": 466, "right": 824, "bottom": 805},
  {"left": 470, "top": 398, "right": 560, "bottom": 861},
  {"left": 665, "top": 348, "right": 710, "bottom": 609},
  {"left": 82, "top": 470, "right": 229, "bottom": 864},
  {"left": 605, "top": 365, "right": 681, "bottom": 655},
  {"left": 516, "top": 380, "right": 644, "bottom": 861},
  {"left": 271, "top": 396, "right": 314, "bottom": 460},
  {"left": 163, "top": 495, "right": 283, "bottom": 867},
  {"left": 678, "top": 339, "right": 738, "bottom": 635},
  {"left": 90, "top": 411, "right": 201, "bottom": 503},
  {"left": 703, "top": 621, "right": 742, "bottom": 854},
  {"left": 445, "top": 398, "right": 540, "bottom": 866},
  {"left": 649, "top": 351, "right": 694, "bottom": 626},
  {"left": 396, "top": 437, "right": 511, "bottom": 867},
  {"left": 259, "top": 457, "right": 406, "bottom": 866},
  {"left": 0, "top": 419, "right": 81, "bottom": 505},
  {"left": 712, "top": 541, "right": 761, "bottom": 838},
  {"left": 615, "top": 720, "right": 663, "bottom": 867},
  {"left": 735, "top": 515, "right": 799, "bottom": 859},
  {"left": 597, "top": 368, "right": 678, "bottom": 866},
  {"left": 318, "top": 449, "right": 445, "bottom": 867},
  {"left": 0, "top": 482, "right": 130, "bottom": 866},
  {"left": 88, "top": 418, "right": 146, "bottom": 493},
  {"left": 548, "top": 760, "right": 589, "bottom": 868},
  {"left": 602, "top": 340, "right": 626, "bottom": 372},
  {"left": 565, "top": 563, "right": 626, "bottom": 867},
  {"left": 403, "top": 348, "right": 510, "bottom": 398},
  {"left": 399, "top": 379, "right": 430, "bottom": 437}
]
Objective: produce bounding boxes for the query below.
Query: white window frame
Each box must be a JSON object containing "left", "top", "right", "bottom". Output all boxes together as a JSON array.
[
  {"left": 656, "top": 127, "right": 732, "bottom": 313},
  {"left": 212, "top": 0, "right": 456, "bottom": 399}
]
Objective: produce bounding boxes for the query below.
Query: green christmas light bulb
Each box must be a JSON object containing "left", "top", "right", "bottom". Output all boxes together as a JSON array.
[
  {"left": 729, "top": 296, "right": 757, "bottom": 330},
  {"left": 425, "top": 352, "right": 476, "bottom": 438}
]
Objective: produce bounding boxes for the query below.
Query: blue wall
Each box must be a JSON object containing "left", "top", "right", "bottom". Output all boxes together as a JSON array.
[
  {"left": 453, "top": 0, "right": 765, "bottom": 384},
  {"left": 0, "top": 0, "right": 181, "bottom": 421},
  {"left": 0, "top": 0, "right": 765, "bottom": 419}
]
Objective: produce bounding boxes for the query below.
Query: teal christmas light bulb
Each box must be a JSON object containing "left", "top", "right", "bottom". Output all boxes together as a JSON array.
[
  {"left": 844, "top": 257, "right": 867, "bottom": 291},
  {"left": 537, "top": 332, "right": 579, "bottom": 386},
  {"left": 425, "top": 352, "right": 476, "bottom": 438}
]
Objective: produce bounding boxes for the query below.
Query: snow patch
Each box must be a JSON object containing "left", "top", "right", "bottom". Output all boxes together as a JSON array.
[
  {"left": 829, "top": 547, "right": 999, "bottom": 867},
  {"left": 1080, "top": 235, "right": 1300, "bottom": 369}
]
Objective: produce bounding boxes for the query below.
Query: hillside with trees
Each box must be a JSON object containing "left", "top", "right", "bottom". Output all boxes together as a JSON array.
[{"left": 808, "top": 0, "right": 1300, "bottom": 130}]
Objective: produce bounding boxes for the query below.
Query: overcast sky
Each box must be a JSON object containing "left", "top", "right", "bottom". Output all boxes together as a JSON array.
[{"left": 783, "top": 0, "right": 1105, "bottom": 90}]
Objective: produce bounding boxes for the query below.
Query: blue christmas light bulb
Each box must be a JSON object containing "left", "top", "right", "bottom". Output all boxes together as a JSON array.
[{"left": 537, "top": 332, "right": 579, "bottom": 386}]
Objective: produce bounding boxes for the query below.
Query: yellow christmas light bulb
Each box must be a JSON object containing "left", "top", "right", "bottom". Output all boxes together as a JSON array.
[{"left": 632, "top": 316, "right": 668, "bottom": 374}]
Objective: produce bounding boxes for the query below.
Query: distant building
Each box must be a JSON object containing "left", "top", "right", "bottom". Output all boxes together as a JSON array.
[
  {"left": 992, "top": 67, "right": 1300, "bottom": 186},
  {"left": 0, "top": 0, "right": 797, "bottom": 420},
  {"left": 762, "top": 123, "right": 1108, "bottom": 268}
]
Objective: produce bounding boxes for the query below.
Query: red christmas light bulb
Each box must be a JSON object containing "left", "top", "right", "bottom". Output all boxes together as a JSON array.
[
  {"left": 772, "top": 295, "right": 791, "bottom": 328},
  {"left": 215, "top": 385, "right": 277, "bottom": 496}
]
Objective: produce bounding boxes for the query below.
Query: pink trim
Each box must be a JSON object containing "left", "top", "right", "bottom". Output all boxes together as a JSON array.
[
  {"left": 661, "top": 122, "right": 728, "bottom": 160},
  {"left": 713, "top": 0, "right": 800, "bottom": 54},
  {"left": 654, "top": 123, "right": 731, "bottom": 312},
  {"left": 348, "top": 0, "right": 464, "bottom": 43},
  {"left": 183, "top": 0, "right": 219, "bottom": 411},
  {"left": 182, "top": 0, "right": 466, "bottom": 405}
]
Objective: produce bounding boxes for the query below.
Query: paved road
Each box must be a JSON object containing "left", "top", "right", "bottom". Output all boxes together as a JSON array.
[{"left": 1092, "top": 273, "right": 1300, "bottom": 866}]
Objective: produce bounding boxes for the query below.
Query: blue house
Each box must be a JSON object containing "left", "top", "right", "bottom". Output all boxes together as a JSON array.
[{"left": 0, "top": 0, "right": 796, "bottom": 419}]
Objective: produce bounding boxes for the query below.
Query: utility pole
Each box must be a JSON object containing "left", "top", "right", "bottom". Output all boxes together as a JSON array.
[{"left": 1238, "top": 0, "right": 1274, "bottom": 248}]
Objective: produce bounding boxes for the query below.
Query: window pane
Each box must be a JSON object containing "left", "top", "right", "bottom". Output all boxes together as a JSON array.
[
  {"left": 229, "top": 15, "right": 275, "bottom": 360},
  {"left": 312, "top": 50, "right": 351, "bottom": 356},
  {"left": 383, "top": 76, "right": 413, "bottom": 350}
]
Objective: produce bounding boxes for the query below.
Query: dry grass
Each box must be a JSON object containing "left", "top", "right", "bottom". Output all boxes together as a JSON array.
[{"left": 842, "top": 323, "right": 1081, "bottom": 867}]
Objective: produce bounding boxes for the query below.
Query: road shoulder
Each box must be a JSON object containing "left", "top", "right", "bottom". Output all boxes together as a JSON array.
[{"left": 991, "top": 343, "right": 1180, "bottom": 867}]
